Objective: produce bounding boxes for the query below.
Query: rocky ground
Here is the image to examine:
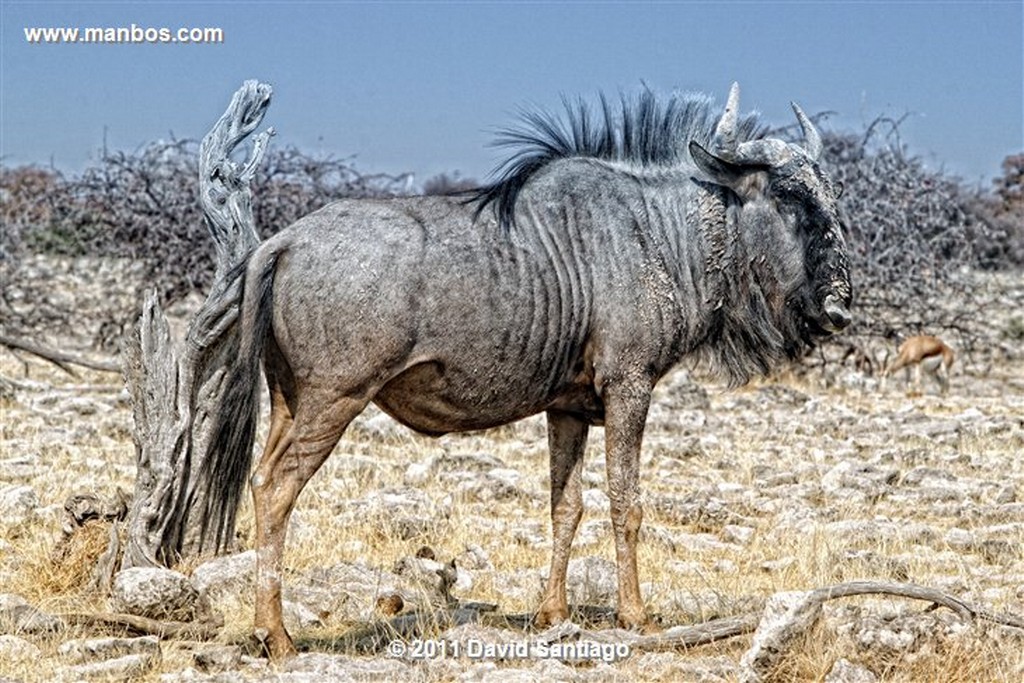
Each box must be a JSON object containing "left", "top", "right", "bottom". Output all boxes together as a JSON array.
[{"left": 1, "top": 256, "right": 1023, "bottom": 682}]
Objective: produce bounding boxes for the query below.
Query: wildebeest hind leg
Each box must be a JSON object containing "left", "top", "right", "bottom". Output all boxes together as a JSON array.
[
  {"left": 536, "top": 410, "right": 588, "bottom": 627},
  {"left": 263, "top": 375, "right": 294, "bottom": 462},
  {"left": 250, "top": 394, "right": 368, "bottom": 659}
]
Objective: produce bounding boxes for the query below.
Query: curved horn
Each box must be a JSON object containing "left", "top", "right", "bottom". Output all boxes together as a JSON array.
[
  {"left": 791, "top": 102, "right": 823, "bottom": 161},
  {"left": 711, "top": 82, "right": 741, "bottom": 157}
]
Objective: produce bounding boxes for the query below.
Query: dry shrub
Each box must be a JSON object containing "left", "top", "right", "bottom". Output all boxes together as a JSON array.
[
  {"left": 758, "top": 616, "right": 837, "bottom": 683},
  {"left": 0, "top": 143, "right": 412, "bottom": 338},
  {"left": 3, "top": 121, "right": 1019, "bottom": 357},
  {"left": 3, "top": 520, "right": 113, "bottom": 602},
  {"left": 46, "top": 519, "right": 116, "bottom": 595},
  {"left": 770, "top": 116, "right": 1022, "bottom": 370}
]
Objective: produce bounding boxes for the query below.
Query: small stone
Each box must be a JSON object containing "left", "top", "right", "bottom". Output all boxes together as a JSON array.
[
  {"left": 712, "top": 559, "right": 738, "bottom": 574},
  {"left": 0, "top": 485, "right": 39, "bottom": 527},
  {"left": 376, "top": 593, "right": 404, "bottom": 616},
  {"left": 356, "top": 412, "right": 405, "bottom": 440},
  {"left": 394, "top": 556, "right": 472, "bottom": 596},
  {"left": 403, "top": 460, "right": 433, "bottom": 486},
  {"left": 193, "top": 645, "right": 242, "bottom": 673},
  {"left": 826, "top": 658, "right": 878, "bottom": 683},
  {"left": 458, "top": 543, "right": 492, "bottom": 571},
  {"left": 564, "top": 556, "right": 617, "bottom": 605},
  {"left": 722, "top": 524, "right": 756, "bottom": 545},
  {"left": 58, "top": 654, "right": 158, "bottom": 681},
  {"left": 759, "top": 557, "right": 796, "bottom": 574},
  {"left": 110, "top": 567, "right": 199, "bottom": 621},
  {"left": 283, "top": 599, "right": 323, "bottom": 629},
  {"left": 582, "top": 488, "right": 609, "bottom": 512},
  {"left": 0, "top": 634, "right": 41, "bottom": 663},
  {"left": 943, "top": 527, "right": 975, "bottom": 551},
  {"left": 190, "top": 550, "right": 257, "bottom": 599},
  {"left": 0, "top": 593, "right": 63, "bottom": 635},
  {"left": 58, "top": 635, "right": 161, "bottom": 665},
  {"left": 995, "top": 485, "right": 1016, "bottom": 504}
]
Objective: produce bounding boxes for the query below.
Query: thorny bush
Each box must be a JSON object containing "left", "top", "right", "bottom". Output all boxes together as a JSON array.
[
  {"left": 1, "top": 141, "right": 411, "bottom": 341},
  {"left": 1, "top": 124, "right": 1021, "bottom": 365},
  {"left": 774, "top": 116, "right": 1022, "bottom": 368}
]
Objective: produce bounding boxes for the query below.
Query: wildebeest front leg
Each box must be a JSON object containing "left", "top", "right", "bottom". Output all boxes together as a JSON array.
[
  {"left": 603, "top": 380, "right": 651, "bottom": 630},
  {"left": 536, "top": 410, "right": 589, "bottom": 627}
]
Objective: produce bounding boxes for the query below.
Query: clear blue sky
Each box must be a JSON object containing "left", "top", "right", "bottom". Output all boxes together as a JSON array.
[{"left": 2, "top": 1, "right": 1021, "bottom": 189}]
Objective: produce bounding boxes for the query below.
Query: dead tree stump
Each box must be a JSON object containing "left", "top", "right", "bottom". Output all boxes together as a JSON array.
[{"left": 121, "top": 81, "right": 274, "bottom": 568}]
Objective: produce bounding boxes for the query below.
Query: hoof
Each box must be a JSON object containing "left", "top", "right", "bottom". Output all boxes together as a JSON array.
[
  {"left": 637, "top": 619, "right": 662, "bottom": 635},
  {"left": 615, "top": 611, "right": 650, "bottom": 632},
  {"left": 253, "top": 627, "right": 298, "bottom": 660},
  {"left": 534, "top": 606, "right": 569, "bottom": 629}
]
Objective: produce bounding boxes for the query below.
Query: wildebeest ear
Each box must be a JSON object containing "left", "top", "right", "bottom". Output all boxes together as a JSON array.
[{"left": 689, "top": 140, "right": 745, "bottom": 188}]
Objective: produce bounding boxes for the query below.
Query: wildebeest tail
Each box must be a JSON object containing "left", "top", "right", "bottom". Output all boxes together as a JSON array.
[{"left": 195, "top": 245, "right": 282, "bottom": 553}]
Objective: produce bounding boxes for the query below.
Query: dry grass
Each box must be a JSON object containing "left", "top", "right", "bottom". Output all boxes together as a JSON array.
[{"left": 2, "top": 335, "right": 1023, "bottom": 681}]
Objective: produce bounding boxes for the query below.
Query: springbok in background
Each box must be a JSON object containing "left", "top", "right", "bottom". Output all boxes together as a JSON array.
[{"left": 882, "top": 335, "right": 955, "bottom": 395}]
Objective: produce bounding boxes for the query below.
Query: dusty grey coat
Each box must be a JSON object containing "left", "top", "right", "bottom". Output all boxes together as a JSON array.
[{"left": 198, "top": 83, "right": 852, "bottom": 658}]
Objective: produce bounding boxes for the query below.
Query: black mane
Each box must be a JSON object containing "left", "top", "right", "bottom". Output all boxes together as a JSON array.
[{"left": 471, "top": 87, "right": 767, "bottom": 228}]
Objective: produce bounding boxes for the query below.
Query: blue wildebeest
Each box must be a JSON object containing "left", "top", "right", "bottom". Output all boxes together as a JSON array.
[{"left": 201, "top": 83, "right": 852, "bottom": 658}]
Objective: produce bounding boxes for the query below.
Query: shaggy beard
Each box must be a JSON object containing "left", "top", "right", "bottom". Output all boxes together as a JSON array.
[{"left": 699, "top": 283, "right": 815, "bottom": 386}]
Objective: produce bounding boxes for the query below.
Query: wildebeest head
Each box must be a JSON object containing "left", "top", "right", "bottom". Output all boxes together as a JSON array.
[{"left": 689, "top": 83, "right": 852, "bottom": 350}]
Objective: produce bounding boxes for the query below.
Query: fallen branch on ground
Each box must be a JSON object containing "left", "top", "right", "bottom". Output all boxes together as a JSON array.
[
  {"left": 338, "top": 580, "right": 1023, "bottom": 658},
  {"left": 59, "top": 612, "right": 223, "bottom": 640},
  {"left": 0, "top": 333, "right": 121, "bottom": 374},
  {"left": 803, "top": 581, "right": 1024, "bottom": 629}
]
